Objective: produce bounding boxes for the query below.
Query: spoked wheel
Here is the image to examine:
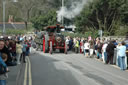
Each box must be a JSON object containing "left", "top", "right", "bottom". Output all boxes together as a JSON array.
[
  {"left": 49, "top": 41, "right": 53, "bottom": 54},
  {"left": 64, "top": 42, "right": 67, "bottom": 54}
]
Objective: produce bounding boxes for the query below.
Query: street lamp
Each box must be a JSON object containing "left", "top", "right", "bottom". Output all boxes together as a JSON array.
[{"left": 2, "top": 0, "right": 18, "bottom": 35}]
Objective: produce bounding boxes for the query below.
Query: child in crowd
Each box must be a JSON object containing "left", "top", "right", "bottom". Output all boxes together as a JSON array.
[{"left": 0, "top": 53, "right": 9, "bottom": 85}]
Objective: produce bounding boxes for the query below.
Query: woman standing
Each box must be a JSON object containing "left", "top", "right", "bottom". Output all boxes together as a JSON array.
[
  {"left": 22, "top": 41, "right": 28, "bottom": 63},
  {"left": 16, "top": 41, "right": 23, "bottom": 64},
  {"left": 118, "top": 41, "right": 127, "bottom": 70},
  {"left": 84, "top": 40, "right": 90, "bottom": 57}
]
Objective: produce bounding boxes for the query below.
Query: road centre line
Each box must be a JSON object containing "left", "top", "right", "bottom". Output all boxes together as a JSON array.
[
  {"left": 24, "top": 58, "right": 28, "bottom": 85},
  {"left": 27, "top": 56, "right": 32, "bottom": 85},
  {"left": 23, "top": 56, "right": 32, "bottom": 85},
  {"left": 16, "top": 61, "right": 24, "bottom": 85}
]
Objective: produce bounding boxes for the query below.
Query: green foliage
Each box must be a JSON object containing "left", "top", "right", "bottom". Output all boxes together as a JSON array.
[
  {"left": 62, "top": 30, "right": 98, "bottom": 38},
  {"left": 0, "top": 0, "right": 127, "bottom": 36},
  {"left": 75, "top": 0, "right": 128, "bottom": 36},
  {"left": 62, "top": 32, "right": 86, "bottom": 38},
  {"left": 5, "top": 29, "right": 27, "bottom": 35},
  {"left": 84, "top": 30, "right": 99, "bottom": 38},
  {"left": 114, "top": 26, "right": 128, "bottom": 36},
  {"left": 27, "top": 24, "right": 35, "bottom": 32},
  {"left": 31, "top": 9, "right": 57, "bottom": 30},
  {"left": 75, "top": 4, "right": 93, "bottom": 33},
  {"left": 0, "top": 25, "right": 33, "bottom": 35}
]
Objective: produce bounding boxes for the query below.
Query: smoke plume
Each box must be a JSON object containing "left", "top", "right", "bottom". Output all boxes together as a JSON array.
[{"left": 57, "top": 0, "right": 88, "bottom": 22}]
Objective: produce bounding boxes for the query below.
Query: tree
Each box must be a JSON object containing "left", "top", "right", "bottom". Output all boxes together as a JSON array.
[
  {"left": 31, "top": 9, "right": 57, "bottom": 30},
  {"left": 15, "top": 0, "right": 61, "bottom": 29},
  {"left": 14, "top": 0, "right": 38, "bottom": 29},
  {"left": 75, "top": 0, "right": 127, "bottom": 35}
]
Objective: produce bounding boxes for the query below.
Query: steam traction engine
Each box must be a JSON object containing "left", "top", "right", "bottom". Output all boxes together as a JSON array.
[{"left": 43, "top": 24, "right": 67, "bottom": 54}]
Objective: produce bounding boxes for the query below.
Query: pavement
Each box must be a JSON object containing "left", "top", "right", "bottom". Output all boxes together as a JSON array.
[{"left": 6, "top": 62, "right": 25, "bottom": 85}]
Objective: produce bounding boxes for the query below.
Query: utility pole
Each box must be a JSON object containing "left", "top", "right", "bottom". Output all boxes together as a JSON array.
[
  {"left": 3, "top": 0, "right": 6, "bottom": 35},
  {"left": 2, "top": 0, "right": 18, "bottom": 35},
  {"left": 62, "top": 0, "right": 64, "bottom": 26}
]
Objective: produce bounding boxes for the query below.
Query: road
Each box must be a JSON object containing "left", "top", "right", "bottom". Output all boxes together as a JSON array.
[{"left": 24, "top": 49, "right": 128, "bottom": 85}]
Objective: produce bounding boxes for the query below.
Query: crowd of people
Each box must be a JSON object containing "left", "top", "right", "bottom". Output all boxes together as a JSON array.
[
  {"left": 65, "top": 36, "right": 128, "bottom": 70},
  {"left": 0, "top": 34, "right": 33, "bottom": 85}
]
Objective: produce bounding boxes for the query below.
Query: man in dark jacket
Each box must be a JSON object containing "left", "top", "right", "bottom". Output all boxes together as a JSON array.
[
  {"left": 106, "top": 41, "right": 116, "bottom": 64},
  {"left": 0, "top": 39, "right": 7, "bottom": 71},
  {"left": 0, "top": 39, "right": 16, "bottom": 66}
]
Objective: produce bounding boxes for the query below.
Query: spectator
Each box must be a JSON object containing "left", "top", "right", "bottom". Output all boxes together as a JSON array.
[
  {"left": 68, "top": 37, "right": 73, "bottom": 51},
  {"left": 106, "top": 41, "right": 116, "bottom": 64},
  {"left": 89, "top": 40, "right": 94, "bottom": 58},
  {"left": 84, "top": 40, "right": 90, "bottom": 57},
  {"left": 0, "top": 39, "right": 16, "bottom": 66},
  {"left": 22, "top": 42, "right": 28, "bottom": 63},
  {"left": 26, "top": 40, "right": 31, "bottom": 56},
  {"left": 0, "top": 53, "right": 9, "bottom": 85},
  {"left": 95, "top": 38, "right": 100, "bottom": 58},
  {"left": 117, "top": 42, "right": 122, "bottom": 67},
  {"left": 9, "top": 40, "right": 16, "bottom": 60},
  {"left": 75, "top": 38, "right": 79, "bottom": 53},
  {"left": 117, "top": 41, "right": 127, "bottom": 70},
  {"left": 66, "top": 36, "right": 70, "bottom": 51},
  {"left": 97, "top": 41, "right": 103, "bottom": 59},
  {"left": 102, "top": 42, "right": 108, "bottom": 63},
  {"left": 16, "top": 41, "right": 23, "bottom": 64},
  {"left": 80, "top": 38, "right": 85, "bottom": 53}
]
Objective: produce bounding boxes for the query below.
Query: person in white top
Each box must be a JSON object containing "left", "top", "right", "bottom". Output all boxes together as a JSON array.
[
  {"left": 102, "top": 42, "right": 108, "bottom": 63},
  {"left": 66, "top": 36, "right": 69, "bottom": 45},
  {"left": 16, "top": 41, "right": 23, "bottom": 64},
  {"left": 84, "top": 40, "right": 90, "bottom": 57},
  {"left": 117, "top": 41, "right": 127, "bottom": 70},
  {"left": 117, "top": 42, "right": 121, "bottom": 67},
  {"left": 81, "top": 38, "right": 84, "bottom": 53}
]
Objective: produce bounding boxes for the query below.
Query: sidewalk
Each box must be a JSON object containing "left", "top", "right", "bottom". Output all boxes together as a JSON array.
[
  {"left": 6, "top": 63, "right": 24, "bottom": 85},
  {"left": 95, "top": 58, "right": 128, "bottom": 71}
]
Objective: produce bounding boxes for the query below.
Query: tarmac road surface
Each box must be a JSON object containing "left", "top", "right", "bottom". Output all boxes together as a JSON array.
[{"left": 23, "top": 49, "right": 128, "bottom": 85}]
